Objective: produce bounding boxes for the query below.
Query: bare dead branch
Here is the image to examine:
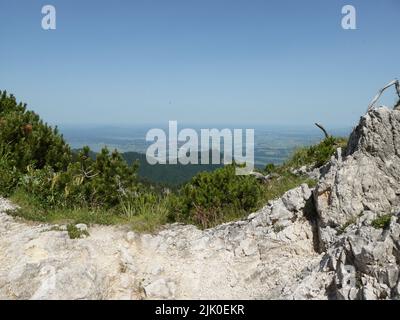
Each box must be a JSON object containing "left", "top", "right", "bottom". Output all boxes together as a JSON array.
[
  {"left": 249, "top": 171, "right": 279, "bottom": 182},
  {"left": 80, "top": 164, "right": 99, "bottom": 179},
  {"left": 368, "top": 79, "right": 400, "bottom": 111},
  {"left": 315, "top": 123, "right": 329, "bottom": 139},
  {"left": 395, "top": 99, "right": 400, "bottom": 110},
  {"left": 82, "top": 170, "right": 99, "bottom": 179}
]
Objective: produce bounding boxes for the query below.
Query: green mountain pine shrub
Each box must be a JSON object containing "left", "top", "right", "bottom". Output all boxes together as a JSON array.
[
  {"left": 0, "top": 91, "right": 140, "bottom": 210},
  {"left": 171, "top": 164, "right": 263, "bottom": 228}
]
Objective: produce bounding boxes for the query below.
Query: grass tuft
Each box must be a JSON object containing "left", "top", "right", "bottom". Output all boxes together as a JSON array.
[
  {"left": 371, "top": 214, "right": 392, "bottom": 229},
  {"left": 67, "top": 224, "right": 89, "bottom": 239}
]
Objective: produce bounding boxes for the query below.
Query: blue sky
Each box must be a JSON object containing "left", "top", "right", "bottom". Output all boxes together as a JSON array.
[{"left": 0, "top": 0, "right": 399, "bottom": 127}]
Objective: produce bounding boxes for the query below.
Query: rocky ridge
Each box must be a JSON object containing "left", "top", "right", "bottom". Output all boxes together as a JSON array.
[{"left": 1, "top": 106, "right": 400, "bottom": 300}]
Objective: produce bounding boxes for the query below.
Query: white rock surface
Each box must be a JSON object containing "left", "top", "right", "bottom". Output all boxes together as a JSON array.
[
  {"left": 0, "top": 185, "right": 318, "bottom": 300},
  {"left": 315, "top": 107, "right": 400, "bottom": 229}
]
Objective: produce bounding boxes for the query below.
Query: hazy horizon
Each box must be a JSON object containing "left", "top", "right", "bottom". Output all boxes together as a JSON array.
[
  {"left": 56, "top": 122, "right": 353, "bottom": 130},
  {"left": 59, "top": 124, "right": 351, "bottom": 166}
]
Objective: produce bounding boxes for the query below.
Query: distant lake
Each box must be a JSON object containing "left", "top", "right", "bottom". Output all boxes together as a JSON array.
[{"left": 58, "top": 124, "right": 351, "bottom": 167}]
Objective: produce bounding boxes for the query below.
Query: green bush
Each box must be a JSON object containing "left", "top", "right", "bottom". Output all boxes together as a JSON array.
[
  {"left": 171, "top": 164, "right": 263, "bottom": 228},
  {"left": 0, "top": 91, "right": 140, "bottom": 211},
  {"left": 0, "top": 91, "right": 71, "bottom": 172},
  {"left": 0, "top": 145, "right": 20, "bottom": 196},
  {"left": 18, "top": 146, "right": 139, "bottom": 209},
  {"left": 284, "top": 136, "right": 347, "bottom": 169}
]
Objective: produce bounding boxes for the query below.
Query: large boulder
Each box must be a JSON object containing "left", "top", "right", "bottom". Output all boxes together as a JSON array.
[{"left": 314, "top": 107, "right": 400, "bottom": 230}]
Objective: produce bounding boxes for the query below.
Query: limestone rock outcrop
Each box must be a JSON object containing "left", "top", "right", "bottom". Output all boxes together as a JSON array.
[
  {"left": 315, "top": 107, "right": 400, "bottom": 230},
  {"left": 292, "top": 106, "right": 400, "bottom": 300}
]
